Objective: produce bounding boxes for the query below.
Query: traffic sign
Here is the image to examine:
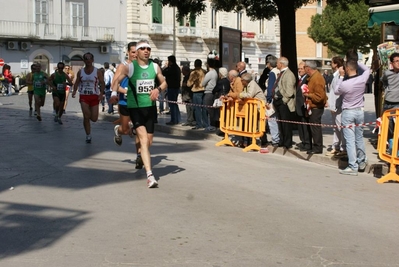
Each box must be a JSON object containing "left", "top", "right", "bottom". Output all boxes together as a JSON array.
[{"left": 0, "top": 58, "right": 4, "bottom": 67}]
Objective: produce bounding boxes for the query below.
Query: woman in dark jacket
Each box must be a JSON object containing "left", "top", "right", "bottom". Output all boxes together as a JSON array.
[{"left": 212, "top": 67, "right": 230, "bottom": 130}]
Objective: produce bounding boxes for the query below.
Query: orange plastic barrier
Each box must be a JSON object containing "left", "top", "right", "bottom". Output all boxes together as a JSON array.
[
  {"left": 216, "top": 98, "right": 266, "bottom": 152},
  {"left": 377, "top": 108, "right": 399, "bottom": 183}
]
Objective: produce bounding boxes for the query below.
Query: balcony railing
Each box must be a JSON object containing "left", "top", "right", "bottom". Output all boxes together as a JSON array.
[
  {"left": 202, "top": 28, "right": 219, "bottom": 39},
  {"left": 0, "top": 20, "right": 115, "bottom": 42},
  {"left": 257, "top": 34, "right": 276, "bottom": 43}
]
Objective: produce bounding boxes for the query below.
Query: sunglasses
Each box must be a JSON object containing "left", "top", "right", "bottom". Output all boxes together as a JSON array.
[{"left": 138, "top": 47, "right": 151, "bottom": 51}]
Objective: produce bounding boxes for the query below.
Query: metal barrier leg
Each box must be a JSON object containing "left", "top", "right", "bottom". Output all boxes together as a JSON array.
[
  {"left": 215, "top": 132, "right": 235, "bottom": 147},
  {"left": 377, "top": 164, "right": 399, "bottom": 183},
  {"left": 242, "top": 136, "right": 260, "bottom": 152}
]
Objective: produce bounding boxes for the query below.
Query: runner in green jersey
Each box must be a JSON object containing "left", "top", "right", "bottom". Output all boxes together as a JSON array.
[
  {"left": 32, "top": 64, "right": 48, "bottom": 121},
  {"left": 48, "top": 62, "right": 73, "bottom": 124},
  {"left": 110, "top": 39, "right": 167, "bottom": 188}
]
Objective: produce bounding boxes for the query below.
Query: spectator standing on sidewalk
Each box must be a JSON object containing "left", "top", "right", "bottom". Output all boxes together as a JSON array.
[
  {"left": 334, "top": 60, "right": 369, "bottom": 176},
  {"left": 303, "top": 60, "right": 327, "bottom": 154},
  {"left": 2, "top": 64, "right": 13, "bottom": 96},
  {"left": 162, "top": 55, "right": 181, "bottom": 125},
  {"left": 104, "top": 62, "right": 115, "bottom": 114},
  {"left": 326, "top": 56, "right": 346, "bottom": 157},
  {"left": 382, "top": 52, "right": 399, "bottom": 139},
  {"left": 181, "top": 65, "right": 196, "bottom": 127},
  {"left": 294, "top": 61, "right": 311, "bottom": 151},
  {"left": 202, "top": 56, "right": 219, "bottom": 131},
  {"left": 187, "top": 59, "right": 207, "bottom": 130}
]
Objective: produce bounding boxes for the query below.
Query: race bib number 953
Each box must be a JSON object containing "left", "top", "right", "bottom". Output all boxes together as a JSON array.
[{"left": 136, "top": 79, "right": 154, "bottom": 94}]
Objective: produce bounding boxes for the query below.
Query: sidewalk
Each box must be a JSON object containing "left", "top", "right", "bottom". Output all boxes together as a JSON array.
[{"left": 148, "top": 94, "right": 387, "bottom": 177}]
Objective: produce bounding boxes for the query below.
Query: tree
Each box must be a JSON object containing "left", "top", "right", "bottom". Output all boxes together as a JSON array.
[
  {"left": 308, "top": 2, "right": 380, "bottom": 56},
  {"left": 152, "top": 0, "right": 365, "bottom": 74}
]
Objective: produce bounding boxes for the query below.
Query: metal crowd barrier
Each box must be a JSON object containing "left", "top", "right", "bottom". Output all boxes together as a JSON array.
[
  {"left": 377, "top": 108, "right": 399, "bottom": 183},
  {"left": 216, "top": 98, "right": 266, "bottom": 152}
]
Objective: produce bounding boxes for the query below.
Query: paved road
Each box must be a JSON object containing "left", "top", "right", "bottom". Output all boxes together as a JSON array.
[{"left": 1, "top": 92, "right": 399, "bottom": 266}]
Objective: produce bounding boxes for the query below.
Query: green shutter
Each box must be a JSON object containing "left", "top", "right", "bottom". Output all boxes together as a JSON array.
[
  {"left": 190, "top": 13, "right": 196, "bottom": 27},
  {"left": 152, "top": 0, "right": 162, "bottom": 24}
]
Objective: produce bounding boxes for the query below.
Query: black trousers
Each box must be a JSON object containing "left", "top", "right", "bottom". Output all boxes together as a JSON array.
[
  {"left": 296, "top": 112, "right": 312, "bottom": 149},
  {"left": 308, "top": 108, "right": 324, "bottom": 152},
  {"left": 274, "top": 99, "right": 294, "bottom": 148}
]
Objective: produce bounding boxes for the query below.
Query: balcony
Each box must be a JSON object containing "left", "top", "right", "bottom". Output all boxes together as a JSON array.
[
  {"left": 0, "top": 20, "right": 115, "bottom": 42},
  {"left": 257, "top": 34, "right": 276, "bottom": 43},
  {"left": 176, "top": 26, "right": 202, "bottom": 38},
  {"left": 202, "top": 29, "right": 219, "bottom": 39},
  {"left": 148, "top": 24, "right": 173, "bottom": 36}
]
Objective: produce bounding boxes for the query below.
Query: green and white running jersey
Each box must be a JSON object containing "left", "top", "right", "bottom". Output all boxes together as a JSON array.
[
  {"left": 127, "top": 60, "right": 157, "bottom": 108},
  {"left": 53, "top": 72, "right": 67, "bottom": 93}
]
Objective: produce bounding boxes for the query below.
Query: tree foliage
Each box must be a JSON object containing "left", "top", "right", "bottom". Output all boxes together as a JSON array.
[{"left": 308, "top": 2, "right": 380, "bottom": 55}]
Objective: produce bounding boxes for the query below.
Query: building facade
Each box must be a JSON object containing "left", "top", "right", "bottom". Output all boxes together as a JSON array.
[
  {"left": 127, "top": 0, "right": 280, "bottom": 74},
  {"left": 0, "top": 0, "right": 127, "bottom": 77},
  {"left": 296, "top": 0, "right": 330, "bottom": 68}
]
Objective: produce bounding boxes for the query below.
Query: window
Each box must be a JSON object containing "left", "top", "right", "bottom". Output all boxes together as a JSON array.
[
  {"left": 35, "top": 0, "right": 48, "bottom": 24},
  {"left": 71, "top": 3, "right": 84, "bottom": 27},
  {"left": 179, "top": 13, "right": 196, "bottom": 27},
  {"left": 211, "top": 8, "right": 217, "bottom": 29},
  {"left": 317, "top": 0, "right": 322, "bottom": 7},
  {"left": 152, "top": 0, "right": 162, "bottom": 23},
  {"left": 70, "top": 2, "right": 84, "bottom": 37}
]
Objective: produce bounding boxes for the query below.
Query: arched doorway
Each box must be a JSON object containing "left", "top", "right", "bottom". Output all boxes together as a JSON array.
[
  {"left": 70, "top": 54, "right": 84, "bottom": 79},
  {"left": 33, "top": 54, "right": 50, "bottom": 74}
]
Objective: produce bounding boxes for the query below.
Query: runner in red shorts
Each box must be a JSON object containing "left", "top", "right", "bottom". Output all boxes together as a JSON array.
[{"left": 72, "top": 52, "right": 105, "bottom": 143}]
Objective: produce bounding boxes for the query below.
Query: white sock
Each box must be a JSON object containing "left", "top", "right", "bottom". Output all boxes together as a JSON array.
[{"left": 146, "top": 171, "right": 153, "bottom": 178}]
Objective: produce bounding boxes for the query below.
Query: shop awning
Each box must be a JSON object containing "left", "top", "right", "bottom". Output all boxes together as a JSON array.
[{"left": 368, "top": 4, "right": 399, "bottom": 27}]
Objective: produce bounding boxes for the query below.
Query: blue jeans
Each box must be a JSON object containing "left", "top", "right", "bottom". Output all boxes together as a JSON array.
[
  {"left": 342, "top": 108, "right": 367, "bottom": 170},
  {"left": 192, "top": 92, "right": 208, "bottom": 128},
  {"left": 105, "top": 91, "right": 114, "bottom": 113},
  {"left": 267, "top": 114, "right": 280, "bottom": 144},
  {"left": 167, "top": 88, "right": 181, "bottom": 123}
]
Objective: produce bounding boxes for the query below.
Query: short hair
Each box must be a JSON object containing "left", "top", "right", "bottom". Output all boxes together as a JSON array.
[
  {"left": 194, "top": 59, "right": 202, "bottom": 68},
  {"left": 390, "top": 52, "right": 399, "bottom": 63},
  {"left": 57, "top": 62, "right": 65, "bottom": 68},
  {"left": 228, "top": 70, "right": 239, "bottom": 78},
  {"left": 127, "top": 42, "right": 137, "bottom": 52},
  {"left": 345, "top": 60, "right": 358, "bottom": 71},
  {"left": 104, "top": 62, "right": 110, "bottom": 69},
  {"left": 268, "top": 56, "right": 277, "bottom": 68},
  {"left": 207, "top": 58, "right": 216, "bottom": 68},
  {"left": 168, "top": 55, "right": 176, "bottom": 64},
  {"left": 241, "top": 73, "right": 253, "bottom": 82},
  {"left": 83, "top": 52, "right": 94, "bottom": 60},
  {"left": 332, "top": 56, "right": 344, "bottom": 68},
  {"left": 265, "top": 54, "right": 273, "bottom": 63},
  {"left": 279, "top": 57, "right": 289, "bottom": 66},
  {"left": 305, "top": 60, "right": 317, "bottom": 70}
]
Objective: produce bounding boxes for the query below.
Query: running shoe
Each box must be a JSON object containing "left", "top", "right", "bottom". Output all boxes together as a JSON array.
[
  {"left": 147, "top": 175, "right": 158, "bottom": 188},
  {"left": 29, "top": 107, "right": 32, "bottom": 116},
  {"left": 135, "top": 156, "right": 144, "bottom": 169},
  {"left": 36, "top": 115, "right": 42, "bottom": 121},
  {"left": 58, "top": 118, "right": 63, "bottom": 125},
  {"left": 86, "top": 136, "right": 92, "bottom": 144},
  {"left": 114, "top": 125, "right": 122, "bottom": 146},
  {"left": 54, "top": 115, "right": 58, "bottom": 122}
]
